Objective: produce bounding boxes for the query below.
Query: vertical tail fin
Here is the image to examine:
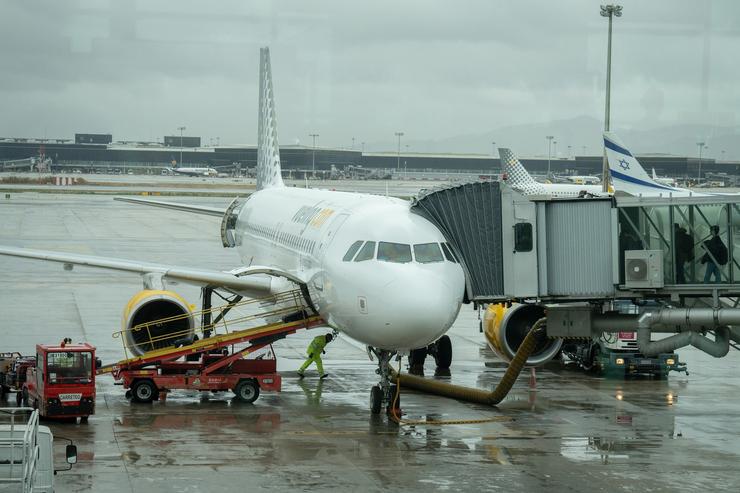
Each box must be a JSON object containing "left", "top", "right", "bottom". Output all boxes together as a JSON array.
[
  {"left": 604, "top": 132, "right": 678, "bottom": 194},
  {"left": 498, "top": 148, "right": 544, "bottom": 195},
  {"left": 256, "top": 47, "right": 284, "bottom": 191}
]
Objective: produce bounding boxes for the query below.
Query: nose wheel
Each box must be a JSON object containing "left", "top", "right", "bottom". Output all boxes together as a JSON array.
[{"left": 367, "top": 347, "right": 399, "bottom": 415}]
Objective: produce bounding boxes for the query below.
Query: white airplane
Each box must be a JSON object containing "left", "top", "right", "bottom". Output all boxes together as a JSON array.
[
  {"left": 652, "top": 168, "right": 678, "bottom": 187},
  {"left": 604, "top": 132, "right": 704, "bottom": 197},
  {"left": 499, "top": 148, "right": 604, "bottom": 197},
  {"left": 165, "top": 165, "right": 219, "bottom": 177},
  {"left": 565, "top": 175, "right": 601, "bottom": 185},
  {"left": 0, "top": 47, "right": 465, "bottom": 413}
]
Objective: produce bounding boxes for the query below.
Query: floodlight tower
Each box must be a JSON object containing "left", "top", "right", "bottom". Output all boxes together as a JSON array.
[{"left": 600, "top": 3, "right": 623, "bottom": 192}]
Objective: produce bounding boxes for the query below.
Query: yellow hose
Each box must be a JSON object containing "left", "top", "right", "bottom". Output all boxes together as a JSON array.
[{"left": 388, "top": 318, "right": 547, "bottom": 424}]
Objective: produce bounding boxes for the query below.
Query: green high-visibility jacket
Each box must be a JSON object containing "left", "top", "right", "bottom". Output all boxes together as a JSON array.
[{"left": 307, "top": 335, "right": 329, "bottom": 356}]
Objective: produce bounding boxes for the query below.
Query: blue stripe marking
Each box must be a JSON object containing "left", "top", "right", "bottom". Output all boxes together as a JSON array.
[
  {"left": 604, "top": 138, "right": 633, "bottom": 157},
  {"left": 610, "top": 169, "right": 678, "bottom": 191}
]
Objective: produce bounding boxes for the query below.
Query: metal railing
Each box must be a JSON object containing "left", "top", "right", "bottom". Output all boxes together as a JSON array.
[
  {"left": 0, "top": 407, "right": 40, "bottom": 493},
  {"left": 112, "top": 289, "right": 312, "bottom": 359}
]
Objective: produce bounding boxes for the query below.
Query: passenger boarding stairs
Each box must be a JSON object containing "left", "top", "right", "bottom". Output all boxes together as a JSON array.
[{"left": 100, "top": 289, "right": 324, "bottom": 374}]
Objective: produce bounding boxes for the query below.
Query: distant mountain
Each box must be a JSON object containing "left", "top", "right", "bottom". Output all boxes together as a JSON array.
[{"left": 366, "top": 116, "right": 740, "bottom": 160}]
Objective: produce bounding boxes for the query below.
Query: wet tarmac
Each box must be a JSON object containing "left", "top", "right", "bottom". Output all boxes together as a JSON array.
[{"left": 1, "top": 193, "right": 740, "bottom": 492}]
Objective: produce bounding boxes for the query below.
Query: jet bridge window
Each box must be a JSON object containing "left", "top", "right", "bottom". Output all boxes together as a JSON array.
[
  {"left": 343, "top": 241, "right": 364, "bottom": 261},
  {"left": 514, "top": 223, "right": 533, "bottom": 252},
  {"left": 354, "top": 241, "right": 376, "bottom": 262},
  {"left": 378, "top": 242, "right": 412, "bottom": 263},
  {"left": 413, "top": 243, "right": 443, "bottom": 263}
]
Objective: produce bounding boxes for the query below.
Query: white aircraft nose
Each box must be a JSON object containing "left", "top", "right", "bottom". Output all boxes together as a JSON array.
[{"left": 362, "top": 270, "right": 463, "bottom": 350}]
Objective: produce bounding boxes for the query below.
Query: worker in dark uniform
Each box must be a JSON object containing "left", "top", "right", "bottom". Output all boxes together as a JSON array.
[
  {"left": 701, "top": 225, "right": 728, "bottom": 283},
  {"left": 674, "top": 223, "right": 694, "bottom": 283},
  {"left": 297, "top": 333, "right": 333, "bottom": 379}
]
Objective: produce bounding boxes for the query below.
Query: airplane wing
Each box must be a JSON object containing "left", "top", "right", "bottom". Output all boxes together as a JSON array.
[
  {"left": 114, "top": 197, "right": 226, "bottom": 217},
  {"left": 0, "top": 246, "right": 272, "bottom": 295}
]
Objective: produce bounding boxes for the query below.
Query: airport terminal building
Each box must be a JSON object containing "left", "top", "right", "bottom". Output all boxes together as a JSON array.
[{"left": 1, "top": 133, "right": 738, "bottom": 181}]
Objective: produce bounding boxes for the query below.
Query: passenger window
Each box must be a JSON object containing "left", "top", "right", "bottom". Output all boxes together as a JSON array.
[
  {"left": 440, "top": 243, "right": 457, "bottom": 263},
  {"left": 378, "top": 242, "right": 412, "bottom": 263},
  {"left": 354, "top": 241, "right": 376, "bottom": 262},
  {"left": 514, "top": 223, "right": 533, "bottom": 252},
  {"left": 414, "top": 243, "right": 443, "bottom": 263}
]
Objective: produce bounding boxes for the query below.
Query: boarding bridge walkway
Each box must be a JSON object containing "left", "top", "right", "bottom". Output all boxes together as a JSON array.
[{"left": 411, "top": 181, "right": 740, "bottom": 303}]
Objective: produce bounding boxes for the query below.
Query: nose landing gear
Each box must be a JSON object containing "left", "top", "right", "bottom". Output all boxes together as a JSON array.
[{"left": 367, "top": 347, "right": 400, "bottom": 415}]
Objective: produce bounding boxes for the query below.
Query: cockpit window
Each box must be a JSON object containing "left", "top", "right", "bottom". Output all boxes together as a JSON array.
[
  {"left": 441, "top": 242, "right": 458, "bottom": 263},
  {"left": 354, "top": 241, "right": 376, "bottom": 262},
  {"left": 377, "top": 242, "right": 412, "bottom": 263},
  {"left": 343, "top": 240, "right": 364, "bottom": 261},
  {"left": 413, "top": 243, "right": 444, "bottom": 263}
]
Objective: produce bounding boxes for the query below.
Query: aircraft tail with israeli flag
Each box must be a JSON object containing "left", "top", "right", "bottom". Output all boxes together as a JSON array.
[{"left": 604, "top": 132, "right": 692, "bottom": 196}]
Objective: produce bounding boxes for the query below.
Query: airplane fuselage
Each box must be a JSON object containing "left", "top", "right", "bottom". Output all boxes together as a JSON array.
[
  {"left": 171, "top": 167, "right": 218, "bottom": 177},
  {"left": 235, "top": 187, "right": 466, "bottom": 350}
]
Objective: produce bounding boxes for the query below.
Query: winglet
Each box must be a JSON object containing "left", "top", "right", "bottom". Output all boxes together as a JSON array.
[
  {"left": 256, "top": 47, "right": 284, "bottom": 191},
  {"left": 498, "top": 148, "right": 544, "bottom": 195}
]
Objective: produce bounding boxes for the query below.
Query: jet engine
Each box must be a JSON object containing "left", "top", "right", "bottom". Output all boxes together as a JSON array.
[
  {"left": 122, "top": 290, "right": 195, "bottom": 356},
  {"left": 483, "top": 303, "right": 562, "bottom": 366}
]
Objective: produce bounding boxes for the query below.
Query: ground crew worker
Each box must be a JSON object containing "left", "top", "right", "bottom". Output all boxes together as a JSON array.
[{"left": 297, "top": 333, "right": 333, "bottom": 379}]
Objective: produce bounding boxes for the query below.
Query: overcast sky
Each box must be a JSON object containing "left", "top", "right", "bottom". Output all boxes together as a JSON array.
[{"left": 1, "top": 0, "right": 738, "bottom": 154}]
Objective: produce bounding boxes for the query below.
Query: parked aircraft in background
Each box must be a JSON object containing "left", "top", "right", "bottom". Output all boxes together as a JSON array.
[
  {"left": 0, "top": 47, "right": 465, "bottom": 415},
  {"left": 565, "top": 175, "right": 601, "bottom": 185},
  {"left": 652, "top": 168, "right": 678, "bottom": 187},
  {"left": 164, "top": 166, "right": 218, "bottom": 177},
  {"left": 499, "top": 148, "right": 604, "bottom": 197},
  {"left": 604, "top": 132, "right": 702, "bottom": 197}
]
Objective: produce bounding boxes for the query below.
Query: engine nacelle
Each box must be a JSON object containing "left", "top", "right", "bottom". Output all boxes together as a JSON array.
[
  {"left": 122, "top": 290, "right": 195, "bottom": 356},
  {"left": 483, "top": 303, "right": 562, "bottom": 366}
]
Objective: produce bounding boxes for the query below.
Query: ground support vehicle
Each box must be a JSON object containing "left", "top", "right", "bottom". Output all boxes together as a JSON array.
[
  {"left": 563, "top": 331, "right": 687, "bottom": 378},
  {"left": 104, "top": 315, "right": 324, "bottom": 404},
  {"left": 1, "top": 352, "right": 35, "bottom": 401},
  {"left": 20, "top": 341, "right": 96, "bottom": 421}
]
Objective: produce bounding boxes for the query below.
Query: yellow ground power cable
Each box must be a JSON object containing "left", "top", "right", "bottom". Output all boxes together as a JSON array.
[{"left": 388, "top": 318, "right": 547, "bottom": 426}]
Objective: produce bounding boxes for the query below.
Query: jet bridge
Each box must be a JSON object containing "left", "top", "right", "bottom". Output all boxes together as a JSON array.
[{"left": 411, "top": 182, "right": 740, "bottom": 358}]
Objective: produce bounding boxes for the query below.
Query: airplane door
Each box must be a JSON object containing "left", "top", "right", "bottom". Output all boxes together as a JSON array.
[{"left": 502, "top": 197, "right": 538, "bottom": 298}]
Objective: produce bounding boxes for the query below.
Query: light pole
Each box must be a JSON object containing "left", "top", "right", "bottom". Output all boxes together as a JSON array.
[
  {"left": 546, "top": 136, "right": 554, "bottom": 177},
  {"left": 697, "top": 142, "right": 706, "bottom": 181},
  {"left": 567, "top": 145, "right": 572, "bottom": 159},
  {"left": 395, "top": 132, "right": 404, "bottom": 170},
  {"left": 582, "top": 145, "right": 587, "bottom": 156},
  {"left": 352, "top": 137, "right": 355, "bottom": 150},
  {"left": 491, "top": 141, "right": 496, "bottom": 156},
  {"left": 600, "top": 3, "right": 623, "bottom": 192},
  {"left": 361, "top": 141, "right": 365, "bottom": 153},
  {"left": 310, "top": 133, "right": 319, "bottom": 175},
  {"left": 177, "top": 126, "right": 186, "bottom": 167}
]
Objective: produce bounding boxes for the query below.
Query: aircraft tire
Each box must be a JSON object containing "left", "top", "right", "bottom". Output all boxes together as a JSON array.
[
  {"left": 433, "top": 335, "right": 452, "bottom": 370},
  {"left": 370, "top": 385, "right": 382, "bottom": 415}
]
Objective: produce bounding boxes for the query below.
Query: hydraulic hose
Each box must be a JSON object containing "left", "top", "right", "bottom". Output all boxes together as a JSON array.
[{"left": 392, "top": 318, "right": 547, "bottom": 407}]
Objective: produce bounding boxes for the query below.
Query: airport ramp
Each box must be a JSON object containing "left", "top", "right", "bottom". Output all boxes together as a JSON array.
[{"left": 411, "top": 181, "right": 504, "bottom": 302}]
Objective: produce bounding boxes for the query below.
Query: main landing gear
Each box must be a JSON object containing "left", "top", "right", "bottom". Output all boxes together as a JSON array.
[
  {"left": 408, "top": 335, "right": 452, "bottom": 375},
  {"left": 367, "top": 347, "right": 401, "bottom": 415}
]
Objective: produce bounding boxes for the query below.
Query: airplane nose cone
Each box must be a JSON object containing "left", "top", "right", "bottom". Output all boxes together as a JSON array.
[{"left": 374, "top": 273, "right": 463, "bottom": 349}]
